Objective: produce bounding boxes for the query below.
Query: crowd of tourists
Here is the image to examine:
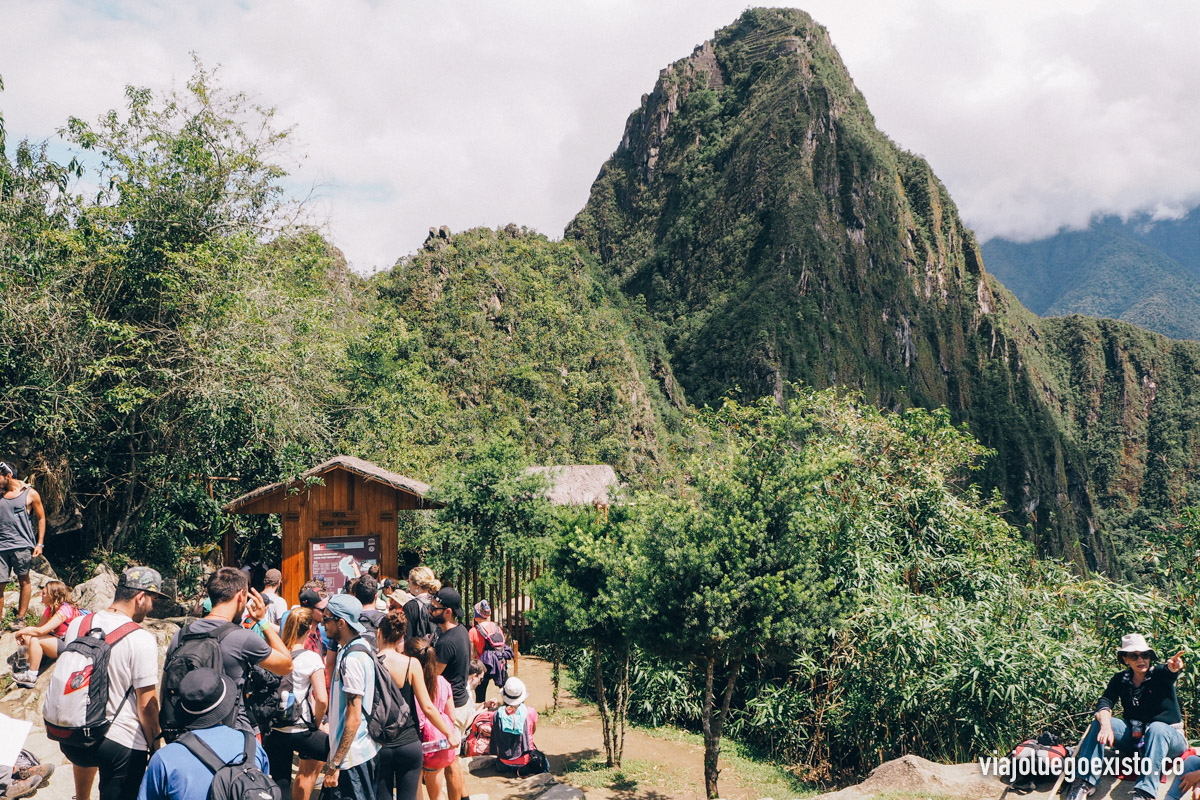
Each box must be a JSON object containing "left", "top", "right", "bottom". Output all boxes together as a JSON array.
[{"left": 5, "top": 559, "right": 538, "bottom": 800}]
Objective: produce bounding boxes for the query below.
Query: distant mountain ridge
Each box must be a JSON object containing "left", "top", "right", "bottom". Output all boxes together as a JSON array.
[
  {"left": 983, "top": 209, "right": 1200, "bottom": 340},
  {"left": 567, "top": 7, "right": 1200, "bottom": 576}
]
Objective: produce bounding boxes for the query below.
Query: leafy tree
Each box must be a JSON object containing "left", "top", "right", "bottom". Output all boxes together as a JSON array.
[
  {"left": 423, "top": 435, "right": 552, "bottom": 599},
  {"left": 530, "top": 507, "right": 640, "bottom": 766},
  {"left": 632, "top": 395, "right": 845, "bottom": 798}
]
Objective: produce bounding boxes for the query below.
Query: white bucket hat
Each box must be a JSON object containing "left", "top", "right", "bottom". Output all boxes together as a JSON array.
[
  {"left": 501, "top": 677, "right": 528, "bottom": 706},
  {"left": 1117, "top": 633, "right": 1157, "bottom": 662}
]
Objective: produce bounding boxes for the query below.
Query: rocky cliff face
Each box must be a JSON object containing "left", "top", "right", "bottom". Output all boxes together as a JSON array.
[{"left": 568, "top": 7, "right": 1200, "bottom": 574}]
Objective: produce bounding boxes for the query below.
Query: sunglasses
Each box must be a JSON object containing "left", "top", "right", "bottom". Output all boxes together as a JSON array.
[
  {"left": 1127, "top": 651, "right": 1153, "bottom": 661},
  {"left": 430, "top": 604, "right": 447, "bottom": 612}
]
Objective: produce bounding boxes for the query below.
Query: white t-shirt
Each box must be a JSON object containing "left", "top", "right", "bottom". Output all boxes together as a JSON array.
[
  {"left": 264, "top": 591, "right": 287, "bottom": 627},
  {"left": 63, "top": 610, "right": 159, "bottom": 751},
  {"left": 275, "top": 649, "right": 324, "bottom": 734},
  {"left": 329, "top": 639, "right": 379, "bottom": 768}
]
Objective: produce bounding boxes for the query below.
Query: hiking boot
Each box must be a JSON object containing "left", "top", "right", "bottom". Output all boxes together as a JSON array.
[
  {"left": 12, "top": 669, "right": 38, "bottom": 688},
  {"left": 4, "top": 774, "right": 42, "bottom": 799},
  {"left": 1065, "top": 781, "right": 1096, "bottom": 800},
  {"left": 13, "top": 762, "right": 55, "bottom": 782}
]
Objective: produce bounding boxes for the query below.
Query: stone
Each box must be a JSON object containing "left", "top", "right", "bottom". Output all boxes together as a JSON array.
[
  {"left": 537, "top": 784, "right": 584, "bottom": 800},
  {"left": 466, "top": 754, "right": 497, "bottom": 774},
  {"left": 518, "top": 772, "right": 556, "bottom": 791},
  {"left": 73, "top": 565, "right": 118, "bottom": 612}
]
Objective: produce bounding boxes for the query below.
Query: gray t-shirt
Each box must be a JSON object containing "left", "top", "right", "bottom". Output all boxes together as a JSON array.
[
  {"left": 166, "top": 617, "right": 272, "bottom": 732},
  {"left": 0, "top": 487, "right": 35, "bottom": 551}
]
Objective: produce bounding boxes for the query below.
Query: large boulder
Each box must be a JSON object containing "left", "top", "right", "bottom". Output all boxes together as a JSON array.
[
  {"left": 73, "top": 563, "right": 118, "bottom": 612},
  {"left": 815, "top": 755, "right": 1004, "bottom": 800}
]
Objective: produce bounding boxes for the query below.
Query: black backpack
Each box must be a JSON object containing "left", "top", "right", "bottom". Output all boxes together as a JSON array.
[
  {"left": 245, "top": 649, "right": 313, "bottom": 731},
  {"left": 337, "top": 641, "right": 412, "bottom": 747},
  {"left": 160, "top": 621, "right": 239, "bottom": 742},
  {"left": 179, "top": 729, "right": 281, "bottom": 800},
  {"left": 404, "top": 596, "right": 435, "bottom": 641},
  {"left": 359, "top": 609, "right": 384, "bottom": 651}
]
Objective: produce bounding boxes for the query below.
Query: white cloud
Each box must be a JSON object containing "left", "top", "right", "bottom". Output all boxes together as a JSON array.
[{"left": 3, "top": 0, "right": 1198, "bottom": 268}]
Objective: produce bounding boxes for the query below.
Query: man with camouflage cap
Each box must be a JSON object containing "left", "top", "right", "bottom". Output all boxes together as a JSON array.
[{"left": 59, "top": 566, "right": 167, "bottom": 800}]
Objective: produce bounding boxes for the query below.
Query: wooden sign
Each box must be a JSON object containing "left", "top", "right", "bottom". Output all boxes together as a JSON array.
[
  {"left": 318, "top": 510, "right": 361, "bottom": 530},
  {"left": 380, "top": 511, "right": 395, "bottom": 522},
  {"left": 284, "top": 512, "right": 300, "bottom": 522}
]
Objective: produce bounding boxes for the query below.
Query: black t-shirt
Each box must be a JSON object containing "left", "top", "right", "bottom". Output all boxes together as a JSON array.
[
  {"left": 1096, "top": 664, "right": 1181, "bottom": 724},
  {"left": 433, "top": 623, "right": 471, "bottom": 707}
]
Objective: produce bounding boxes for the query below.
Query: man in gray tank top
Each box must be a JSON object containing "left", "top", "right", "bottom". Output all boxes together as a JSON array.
[{"left": 0, "top": 462, "right": 46, "bottom": 626}]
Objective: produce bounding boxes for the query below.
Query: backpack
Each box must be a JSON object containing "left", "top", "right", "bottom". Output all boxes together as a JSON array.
[
  {"left": 358, "top": 609, "right": 384, "bottom": 651},
  {"left": 178, "top": 729, "right": 281, "bottom": 800},
  {"left": 1004, "top": 731, "right": 1068, "bottom": 789},
  {"left": 405, "top": 596, "right": 435, "bottom": 641},
  {"left": 464, "top": 710, "right": 494, "bottom": 757},
  {"left": 160, "top": 621, "right": 240, "bottom": 742},
  {"left": 476, "top": 620, "right": 506, "bottom": 651},
  {"left": 476, "top": 621, "right": 513, "bottom": 687},
  {"left": 337, "top": 641, "right": 412, "bottom": 747},
  {"left": 43, "top": 613, "right": 142, "bottom": 746},
  {"left": 245, "top": 649, "right": 313, "bottom": 732}
]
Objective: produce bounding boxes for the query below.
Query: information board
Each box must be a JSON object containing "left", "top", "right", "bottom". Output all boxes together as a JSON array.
[{"left": 309, "top": 534, "right": 379, "bottom": 594}]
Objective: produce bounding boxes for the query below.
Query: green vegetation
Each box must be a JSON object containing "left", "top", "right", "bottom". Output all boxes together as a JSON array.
[
  {"left": 567, "top": 7, "right": 1200, "bottom": 579},
  {"left": 983, "top": 210, "right": 1200, "bottom": 340}
]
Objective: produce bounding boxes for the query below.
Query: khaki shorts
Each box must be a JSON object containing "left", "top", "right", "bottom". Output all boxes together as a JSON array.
[{"left": 453, "top": 700, "right": 474, "bottom": 737}]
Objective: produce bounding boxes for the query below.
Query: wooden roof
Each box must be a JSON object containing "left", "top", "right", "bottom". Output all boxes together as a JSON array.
[
  {"left": 224, "top": 455, "right": 440, "bottom": 513},
  {"left": 525, "top": 465, "right": 620, "bottom": 506}
]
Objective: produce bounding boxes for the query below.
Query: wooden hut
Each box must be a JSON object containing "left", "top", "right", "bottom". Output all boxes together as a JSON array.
[{"left": 223, "top": 455, "right": 440, "bottom": 606}]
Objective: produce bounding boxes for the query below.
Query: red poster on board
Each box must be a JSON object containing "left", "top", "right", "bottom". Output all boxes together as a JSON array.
[{"left": 309, "top": 535, "right": 379, "bottom": 594}]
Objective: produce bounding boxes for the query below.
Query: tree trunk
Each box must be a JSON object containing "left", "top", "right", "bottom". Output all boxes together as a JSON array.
[
  {"left": 702, "top": 654, "right": 743, "bottom": 800},
  {"left": 703, "top": 656, "right": 719, "bottom": 798},
  {"left": 551, "top": 651, "right": 562, "bottom": 712},
  {"left": 614, "top": 645, "right": 630, "bottom": 766},
  {"left": 593, "top": 641, "right": 614, "bottom": 767}
]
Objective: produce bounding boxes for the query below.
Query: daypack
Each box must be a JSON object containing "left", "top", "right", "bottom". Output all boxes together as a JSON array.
[
  {"left": 160, "top": 621, "right": 240, "bottom": 742},
  {"left": 404, "top": 595, "right": 435, "bottom": 641},
  {"left": 43, "top": 613, "right": 142, "bottom": 746},
  {"left": 358, "top": 609, "right": 384, "bottom": 651},
  {"left": 178, "top": 729, "right": 281, "bottom": 800},
  {"left": 490, "top": 707, "right": 533, "bottom": 762},
  {"left": 1005, "top": 731, "right": 1068, "bottom": 789},
  {"left": 476, "top": 621, "right": 513, "bottom": 687},
  {"left": 338, "top": 641, "right": 412, "bottom": 746},
  {"left": 245, "top": 649, "right": 313, "bottom": 731},
  {"left": 464, "top": 710, "right": 494, "bottom": 757},
  {"left": 476, "top": 620, "right": 506, "bottom": 651}
]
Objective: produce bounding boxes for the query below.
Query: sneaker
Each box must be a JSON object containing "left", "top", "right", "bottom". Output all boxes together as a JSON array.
[
  {"left": 1131, "top": 790, "right": 1157, "bottom": 800},
  {"left": 13, "top": 762, "right": 55, "bottom": 782},
  {"left": 13, "top": 669, "right": 38, "bottom": 688},
  {"left": 1065, "top": 782, "right": 1096, "bottom": 800},
  {"left": 4, "top": 774, "right": 42, "bottom": 799}
]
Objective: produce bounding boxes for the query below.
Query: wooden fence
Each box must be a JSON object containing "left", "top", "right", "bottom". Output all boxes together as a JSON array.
[{"left": 452, "top": 556, "right": 545, "bottom": 653}]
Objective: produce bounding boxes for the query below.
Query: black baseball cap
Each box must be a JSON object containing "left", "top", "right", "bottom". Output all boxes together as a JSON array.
[
  {"left": 298, "top": 589, "right": 328, "bottom": 610},
  {"left": 434, "top": 587, "right": 462, "bottom": 616}
]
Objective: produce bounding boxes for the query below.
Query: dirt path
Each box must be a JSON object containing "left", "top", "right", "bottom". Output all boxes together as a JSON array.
[{"left": 466, "top": 656, "right": 791, "bottom": 800}]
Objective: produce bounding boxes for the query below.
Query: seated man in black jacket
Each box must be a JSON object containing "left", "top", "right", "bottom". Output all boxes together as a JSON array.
[{"left": 1065, "top": 634, "right": 1186, "bottom": 800}]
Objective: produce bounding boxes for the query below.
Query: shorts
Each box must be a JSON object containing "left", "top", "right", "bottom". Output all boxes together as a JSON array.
[
  {"left": 0, "top": 549, "right": 32, "bottom": 582},
  {"left": 60, "top": 739, "right": 149, "bottom": 800},
  {"left": 453, "top": 700, "right": 474, "bottom": 737}
]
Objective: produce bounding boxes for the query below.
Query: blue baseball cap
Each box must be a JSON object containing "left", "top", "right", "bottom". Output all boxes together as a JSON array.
[{"left": 325, "top": 594, "right": 365, "bottom": 633}]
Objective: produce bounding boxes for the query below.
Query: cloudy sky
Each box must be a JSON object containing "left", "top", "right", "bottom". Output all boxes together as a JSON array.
[{"left": 3, "top": 0, "right": 1199, "bottom": 272}]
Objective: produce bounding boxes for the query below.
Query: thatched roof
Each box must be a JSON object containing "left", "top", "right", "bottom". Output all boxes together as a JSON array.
[
  {"left": 525, "top": 465, "right": 620, "bottom": 506},
  {"left": 224, "top": 455, "right": 437, "bottom": 513}
]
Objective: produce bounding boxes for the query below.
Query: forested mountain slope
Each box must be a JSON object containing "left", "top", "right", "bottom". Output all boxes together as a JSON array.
[
  {"left": 983, "top": 210, "right": 1200, "bottom": 340},
  {"left": 567, "top": 7, "right": 1200, "bottom": 575}
]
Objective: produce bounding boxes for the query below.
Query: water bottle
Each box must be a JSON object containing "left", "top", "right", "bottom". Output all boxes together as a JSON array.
[
  {"left": 1131, "top": 720, "right": 1145, "bottom": 750},
  {"left": 422, "top": 738, "right": 450, "bottom": 754},
  {"left": 16, "top": 644, "right": 28, "bottom": 672}
]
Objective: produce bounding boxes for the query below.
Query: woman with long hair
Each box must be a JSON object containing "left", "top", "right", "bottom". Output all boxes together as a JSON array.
[
  {"left": 375, "top": 607, "right": 457, "bottom": 800},
  {"left": 263, "top": 608, "right": 329, "bottom": 800},
  {"left": 403, "top": 623, "right": 458, "bottom": 800},
  {"left": 13, "top": 580, "right": 80, "bottom": 687}
]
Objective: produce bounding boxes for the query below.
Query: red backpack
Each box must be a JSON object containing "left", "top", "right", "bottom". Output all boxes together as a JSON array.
[{"left": 464, "top": 710, "right": 494, "bottom": 757}]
